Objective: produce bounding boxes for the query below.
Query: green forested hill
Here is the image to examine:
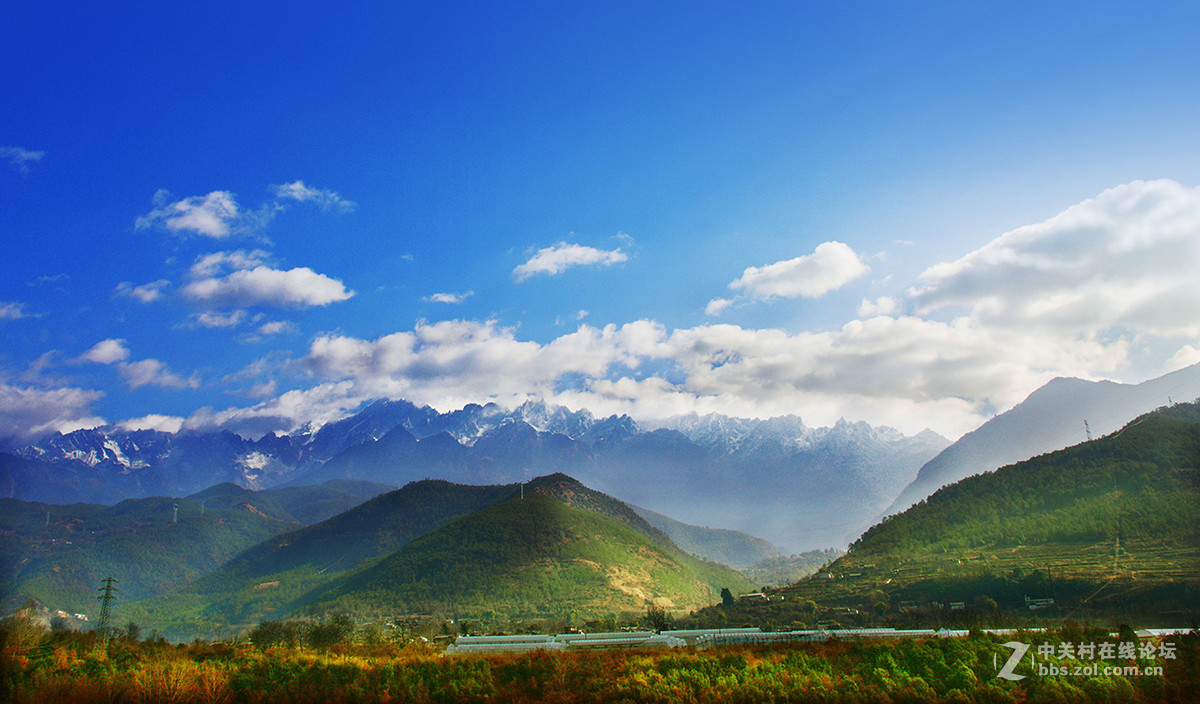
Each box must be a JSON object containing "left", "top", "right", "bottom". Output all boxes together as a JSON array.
[
  {"left": 852, "top": 402, "right": 1199, "bottom": 555},
  {"left": 128, "top": 479, "right": 519, "bottom": 634},
  {"left": 768, "top": 402, "right": 1200, "bottom": 626},
  {"left": 0, "top": 496, "right": 295, "bottom": 617},
  {"left": 297, "top": 494, "right": 756, "bottom": 621},
  {"left": 128, "top": 474, "right": 756, "bottom": 637}
]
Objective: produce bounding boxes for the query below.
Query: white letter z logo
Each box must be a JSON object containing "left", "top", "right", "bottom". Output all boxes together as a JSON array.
[{"left": 995, "top": 641, "right": 1029, "bottom": 681}]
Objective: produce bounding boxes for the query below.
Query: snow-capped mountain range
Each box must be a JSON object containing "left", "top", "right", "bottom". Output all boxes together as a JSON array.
[
  {"left": 1, "top": 399, "right": 948, "bottom": 552},
  {"left": 7, "top": 364, "right": 1198, "bottom": 552}
]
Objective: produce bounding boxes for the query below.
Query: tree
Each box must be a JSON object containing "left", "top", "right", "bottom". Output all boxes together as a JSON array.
[
  {"left": 645, "top": 605, "right": 670, "bottom": 633},
  {"left": 308, "top": 614, "right": 356, "bottom": 650},
  {"left": 721, "top": 587, "right": 735, "bottom": 607}
]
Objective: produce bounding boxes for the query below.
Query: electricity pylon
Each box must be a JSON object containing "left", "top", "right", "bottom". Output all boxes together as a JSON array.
[{"left": 97, "top": 577, "right": 118, "bottom": 641}]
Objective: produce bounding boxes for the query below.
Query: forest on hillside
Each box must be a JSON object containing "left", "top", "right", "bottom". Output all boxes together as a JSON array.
[{"left": 851, "top": 403, "right": 1200, "bottom": 556}]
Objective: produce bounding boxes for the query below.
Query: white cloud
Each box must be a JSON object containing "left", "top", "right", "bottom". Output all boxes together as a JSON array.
[
  {"left": 137, "top": 180, "right": 353, "bottom": 241},
  {"left": 271, "top": 180, "right": 356, "bottom": 212},
  {"left": 116, "top": 414, "right": 185, "bottom": 433},
  {"left": 1, "top": 146, "right": 45, "bottom": 174},
  {"left": 705, "top": 298, "right": 733, "bottom": 317},
  {"left": 291, "top": 317, "right": 1024, "bottom": 436},
  {"left": 183, "top": 265, "right": 354, "bottom": 309},
  {"left": 257, "top": 320, "right": 296, "bottom": 336},
  {"left": 857, "top": 296, "right": 900, "bottom": 317},
  {"left": 30, "top": 274, "right": 68, "bottom": 287},
  {"left": 117, "top": 358, "right": 200, "bottom": 390},
  {"left": 184, "top": 380, "right": 362, "bottom": 438},
  {"left": 513, "top": 242, "right": 628, "bottom": 281},
  {"left": 78, "top": 339, "right": 198, "bottom": 390},
  {"left": 1166, "top": 345, "right": 1200, "bottom": 372},
  {"left": 424, "top": 291, "right": 473, "bottom": 304},
  {"left": 136, "top": 190, "right": 242, "bottom": 238},
  {"left": 304, "top": 319, "right": 654, "bottom": 410},
  {"left": 728, "top": 241, "right": 869, "bottom": 300},
  {"left": 247, "top": 380, "right": 278, "bottom": 398},
  {"left": 193, "top": 310, "right": 248, "bottom": 328},
  {"left": 0, "top": 302, "right": 29, "bottom": 320},
  {"left": 80, "top": 338, "right": 131, "bottom": 365},
  {"left": 910, "top": 179, "right": 1200, "bottom": 338},
  {"left": 0, "top": 383, "right": 105, "bottom": 442},
  {"left": 115, "top": 280, "right": 171, "bottom": 303},
  {"left": 189, "top": 250, "right": 271, "bottom": 278}
]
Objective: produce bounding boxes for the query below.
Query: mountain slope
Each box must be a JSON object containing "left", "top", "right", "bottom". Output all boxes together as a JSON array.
[
  {"left": 0, "top": 495, "right": 296, "bottom": 616},
  {"left": 630, "top": 504, "right": 782, "bottom": 569},
  {"left": 779, "top": 401, "right": 1200, "bottom": 623},
  {"left": 127, "top": 474, "right": 759, "bottom": 635},
  {"left": 886, "top": 362, "right": 1200, "bottom": 515},
  {"left": 297, "top": 494, "right": 756, "bottom": 620},
  {"left": 183, "top": 479, "right": 392, "bottom": 526},
  {"left": 128, "top": 479, "right": 522, "bottom": 632}
]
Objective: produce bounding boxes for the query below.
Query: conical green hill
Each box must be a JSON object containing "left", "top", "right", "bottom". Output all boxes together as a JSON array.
[{"left": 297, "top": 494, "right": 755, "bottom": 620}]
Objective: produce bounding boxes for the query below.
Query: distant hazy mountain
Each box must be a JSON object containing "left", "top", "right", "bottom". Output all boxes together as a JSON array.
[
  {"left": 630, "top": 504, "right": 783, "bottom": 569},
  {"left": 885, "top": 362, "right": 1200, "bottom": 516},
  {"left": 10, "top": 398, "right": 949, "bottom": 553},
  {"left": 574, "top": 418, "right": 946, "bottom": 551},
  {"left": 740, "top": 549, "right": 844, "bottom": 587}
]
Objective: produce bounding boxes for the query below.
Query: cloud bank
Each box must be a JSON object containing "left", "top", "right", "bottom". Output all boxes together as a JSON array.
[
  {"left": 194, "top": 180, "right": 1200, "bottom": 440},
  {"left": 10, "top": 180, "right": 1199, "bottom": 443},
  {"left": 0, "top": 383, "right": 105, "bottom": 442}
]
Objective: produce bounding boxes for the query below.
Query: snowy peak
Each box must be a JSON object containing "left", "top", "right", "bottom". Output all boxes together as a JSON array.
[{"left": 12, "top": 396, "right": 950, "bottom": 551}]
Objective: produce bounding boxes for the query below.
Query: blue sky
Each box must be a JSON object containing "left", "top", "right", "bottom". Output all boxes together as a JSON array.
[{"left": 4, "top": 1, "right": 1200, "bottom": 443}]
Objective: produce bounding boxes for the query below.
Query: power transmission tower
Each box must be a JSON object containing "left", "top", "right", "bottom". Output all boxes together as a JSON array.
[
  {"left": 97, "top": 577, "right": 119, "bottom": 641},
  {"left": 1084, "top": 419, "right": 1092, "bottom": 441}
]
